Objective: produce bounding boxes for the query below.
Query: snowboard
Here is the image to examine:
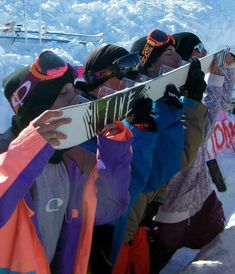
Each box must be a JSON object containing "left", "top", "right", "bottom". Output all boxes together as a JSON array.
[{"left": 55, "top": 47, "right": 229, "bottom": 149}]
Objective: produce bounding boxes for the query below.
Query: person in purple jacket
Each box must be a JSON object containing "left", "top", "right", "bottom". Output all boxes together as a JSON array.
[{"left": 0, "top": 50, "right": 132, "bottom": 274}]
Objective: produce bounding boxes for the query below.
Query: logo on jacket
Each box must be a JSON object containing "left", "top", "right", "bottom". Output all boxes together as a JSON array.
[{"left": 45, "top": 198, "right": 64, "bottom": 212}]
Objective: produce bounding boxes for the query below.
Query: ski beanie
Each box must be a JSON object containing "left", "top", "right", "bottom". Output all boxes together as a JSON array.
[
  {"left": 172, "top": 32, "right": 201, "bottom": 61},
  {"left": 3, "top": 64, "right": 74, "bottom": 127},
  {"left": 130, "top": 34, "right": 174, "bottom": 71},
  {"left": 83, "top": 44, "right": 129, "bottom": 92}
]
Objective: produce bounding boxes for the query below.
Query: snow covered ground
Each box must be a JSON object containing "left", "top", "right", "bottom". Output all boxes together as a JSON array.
[{"left": 0, "top": 1, "right": 235, "bottom": 273}]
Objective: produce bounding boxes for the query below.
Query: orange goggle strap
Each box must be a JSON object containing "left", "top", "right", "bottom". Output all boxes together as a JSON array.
[
  {"left": 141, "top": 39, "right": 156, "bottom": 66},
  {"left": 141, "top": 33, "right": 175, "bottom": 66},
  {"left": 10, "top": 61, "right": 70, "bottom": 113}
]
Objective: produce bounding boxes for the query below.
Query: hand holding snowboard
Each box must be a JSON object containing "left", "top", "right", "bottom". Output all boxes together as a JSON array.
[{"left": 181, "top": 57, "right": 207, "bottom": 102}]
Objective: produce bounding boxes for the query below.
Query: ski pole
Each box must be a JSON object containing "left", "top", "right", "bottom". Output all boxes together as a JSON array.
[
  {"left": 39, "top": 0, "right": 42, "bottom": 46},
  {"left": 22, "top": 0, "right": 28, "bottom": 47}
]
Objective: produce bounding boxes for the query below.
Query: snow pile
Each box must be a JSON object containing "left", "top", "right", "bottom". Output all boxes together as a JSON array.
[{"left": 181, "top": 224, "right": 235, "bottom": 274}]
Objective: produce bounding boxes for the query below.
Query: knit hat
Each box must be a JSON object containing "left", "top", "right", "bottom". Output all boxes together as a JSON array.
[
  {"left": 172, "top": 32, "right": 201, "bottom": 61},
  {"left": 130, "top": 31, "right": 174, "bottom": 70},
  {"left": 83, "top": 44, "right": 129, "bottom": 91},
  {"left": 3, "top": 60, "right": 74, "bottom": 127}
]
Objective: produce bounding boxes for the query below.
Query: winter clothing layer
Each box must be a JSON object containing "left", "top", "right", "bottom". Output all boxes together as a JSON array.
[
  {"left": 112, "top": 227, "right": 150, "bottom": 274},
  {"left": 88, "top": 95, "right": 207, "bottom": 273},
  {"left": 150, "top": 191, "right": 225, "bottom": 273},
  {"left": 89, "top": 96, "right": 207, "bottom": 271},
  {"left": 0, "top": 122, "right": 132, "bottom": 274},
  {"left": 155, "top": 64, "right": 235, "bottom": 223},
  {"left": 0, "top": 124, "right": 54, "bottom": 274},
  {"left": 124, "top": 98, "right": 207, "bottom": 243},
  {"left": 109, "top": 98, "right": 187, "bottom": 263}
]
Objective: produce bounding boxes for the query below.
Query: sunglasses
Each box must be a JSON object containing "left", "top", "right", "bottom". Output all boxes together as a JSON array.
[
  {"left": 141, "top": 29, "right": 175, "bottom": 66},
  {"left": 193, "top": 42, "right": 205, "bottom": 54},
  {"left": 10, "top": 51, "right": 76, "bottom": 113},
  {"left": 85, "top": 53, "right": 142, "bottom": 85}
]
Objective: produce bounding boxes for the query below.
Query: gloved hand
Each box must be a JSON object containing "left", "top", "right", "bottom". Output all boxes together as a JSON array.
[
  {"left": 163, "top": 84, "right": 183, "bottom": 109},
  {"left": 182, "top": 57, "right": 207, "bottom": 102},
  {"left": 128, "top": 97, "right": 157, "bottom": 131}
]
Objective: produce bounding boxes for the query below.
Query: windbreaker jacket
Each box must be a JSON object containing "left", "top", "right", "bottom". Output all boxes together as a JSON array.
[
  {"left": 110, "top": 98, "right": 188, "bottom": 262},
  {"left": 125, "top": 97, "right": 208, "bottom": 242},
  {"left": 156, "top": 64, "right": 235, "bottom": 223},
  {"left": 0, "top": 125, "right": 54, "bottom": 274},
  {"left": 0, "top": 123, "right": 132, "bottom": 274}
]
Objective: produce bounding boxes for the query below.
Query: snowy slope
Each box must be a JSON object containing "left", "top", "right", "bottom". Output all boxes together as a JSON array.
[{"left": 0, "top": 1, "right": 235, "bottom": 273}]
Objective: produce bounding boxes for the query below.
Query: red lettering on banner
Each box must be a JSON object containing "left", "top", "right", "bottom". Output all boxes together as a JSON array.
[
  {"left": 214, "top": 124, "right": 225, "bottom": 151},
  {"left": 225, "top": 121, "right": 235, "bottom": 150},
  {"left": 207, "top": 118, "right": 235, "bottom": 159}
]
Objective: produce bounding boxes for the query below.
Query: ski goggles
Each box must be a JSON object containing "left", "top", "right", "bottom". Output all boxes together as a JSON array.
[
  {"left": 85, "top": 53, "right": 142, "bottom": 85},
  {"left": 141, "top": 29, "right": 175, "bottom": 66},
  {"left": 193, "top": 42, "right": 206, "bottom": 54},
  {"left": 10, "top": 50, "right": 76, "bottom": 113}
]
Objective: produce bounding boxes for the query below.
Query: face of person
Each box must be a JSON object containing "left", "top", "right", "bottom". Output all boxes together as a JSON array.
[
  {"left": 103, "top": 77, "right": 122, "bottom": 91},
  {"left": 147, "top": 45, "right": 182, "bottom": 77},
  {"left": 50, "top": 83, "right": 78, "bottom": 109},
  {"left": 90, "top": 76, "right": 137, "bottom": 99}
]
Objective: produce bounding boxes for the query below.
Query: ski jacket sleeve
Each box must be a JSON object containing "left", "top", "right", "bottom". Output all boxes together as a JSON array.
[
  {"left": 124, "top": 191, "right": 156, "bottom": 242},
  {"left": 144, "top": 98, "right": 184, "bottom": 192},
  {"left": 109, "top": 121, "right": 159, "bottom": 263},
  {"left": 0, "top": 124, "right": 54, "bottom": 227},
  {"left": 203, "top": 64, "right": 235, "bottom": 141},
  {"left": 124, "top": 97, "right": 202, "bottom": 242},
  {"left": 124, "top": 98, "right": 208, "bottom": 242},
  {"left": 124, "top": 99, "right": 185, "bottom": 243},
  {"left": 94, "top": 131, "right": 133, "bottom": 224},
  {"left": 180, "top": 98, "right": 208, "bottom": 169},
  {"left": 218, "top": 64, "right": 235, "bottom": 111},
  {"left": 64, "top": 121, "right": 133, "bottom": 225}
]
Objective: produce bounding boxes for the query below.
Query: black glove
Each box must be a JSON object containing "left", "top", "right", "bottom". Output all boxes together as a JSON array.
[
  {"left": 182, "top": 57, "right": 207, "bottom": 102},
  {"left": 128, "top": 97, "right": 157, "bottom": 131},
  {"left": 163, "top": 84, "right": 183, "bottom": 109}
]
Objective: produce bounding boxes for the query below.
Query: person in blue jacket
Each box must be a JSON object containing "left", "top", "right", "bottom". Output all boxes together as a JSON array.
[
  {"left": 111, "top": 29, "right": 208, "bottom": 274},
  {"left": 110, "top": 29, "right": 207, "bottom": 274}
]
